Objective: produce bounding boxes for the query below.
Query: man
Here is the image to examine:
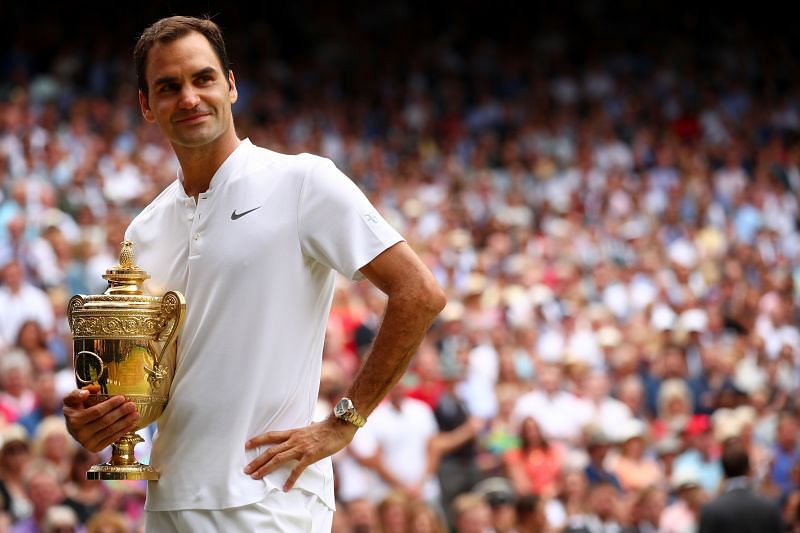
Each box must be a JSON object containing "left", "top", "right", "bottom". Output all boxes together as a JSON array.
[
  {"left": 511, "top": 363, "right": 591, "bottom": 444},
  {"left": 0, "top": 260, "right": 55, "bottom": 349},
  {"left": 62, "top": 15, "right": 445, "bottom": 532},
  {"left": 769, "top": 411, "right": 800, "bottom": 498},
  {"left": 358, "top": 378, "right": 441, "bottom": 507},
  {"left": 698, "top": 438, "right": 783, "bottom": 533},
  {"left": 10, "top": 460, "right": 67, "bottom": 533}
]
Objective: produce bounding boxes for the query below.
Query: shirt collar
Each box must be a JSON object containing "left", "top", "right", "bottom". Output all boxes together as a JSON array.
[
  {"left": 176, "top": 138, "right": 253, "bottom": 197},
  {"left": 724, "top": 476, "right": 751, "bottom": 492}
]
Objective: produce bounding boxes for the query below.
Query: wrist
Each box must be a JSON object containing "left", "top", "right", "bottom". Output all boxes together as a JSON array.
[{"left": 333, "top": 397, "right": 367, "bottom": 428}]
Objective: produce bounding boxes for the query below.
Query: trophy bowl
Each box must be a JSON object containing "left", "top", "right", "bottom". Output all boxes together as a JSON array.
[{"left": 67, "top": 241, "right": 185, "bottom": 480}]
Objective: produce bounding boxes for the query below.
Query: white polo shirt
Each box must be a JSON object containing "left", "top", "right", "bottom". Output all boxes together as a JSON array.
[{"left": 125, "top": 139, "right": 403, "bottom": 512}]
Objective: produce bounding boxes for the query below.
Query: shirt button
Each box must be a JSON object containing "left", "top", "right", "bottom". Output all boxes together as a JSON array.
[
  {"left": 192, "top": 233, "right": 200, "bottom": 241},
  {"left": 188, "top": 213, "right": 194, "bottom": 220}
]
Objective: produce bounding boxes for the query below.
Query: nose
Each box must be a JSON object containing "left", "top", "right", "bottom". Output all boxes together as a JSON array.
[{"left": 178, "top": 85, "right": 201, "bottom": 109}]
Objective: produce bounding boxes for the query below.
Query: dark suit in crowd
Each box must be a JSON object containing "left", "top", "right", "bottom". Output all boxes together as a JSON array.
[{"left": 698, "top": 438, "right": 783, "bottom": 533}]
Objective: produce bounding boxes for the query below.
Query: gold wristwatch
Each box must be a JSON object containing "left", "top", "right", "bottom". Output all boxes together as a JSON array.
[{"left": 333, "top": 397, "right": 366, "bottom": 428}]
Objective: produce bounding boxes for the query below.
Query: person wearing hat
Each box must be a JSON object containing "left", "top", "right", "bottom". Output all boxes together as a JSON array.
[
  {"left": 583, "top": 427, "right": 622, "bottom": 492},
  {"left": 622, "top": 486, "right": 666, "bottom": 533},
  {"left": 41, "top": 505, "right": 80, "bottom": 533},
  {"left": 659, "top": 468, "right": 707, "bottom": 533},
  {"left": 610, "top": 419, "right": 663, "bottom": 493},
  {"left": 429, "top": 352, "right": 483, "bottom": 529},
  {"left": 673, "top": 414, "right": 723, "bottom": 495},
  {"left": 473, "top": 477, "right": 517, "bottom": 533},
  {"left": 0, "top": 424, "right": 31, "bottom": 523}
]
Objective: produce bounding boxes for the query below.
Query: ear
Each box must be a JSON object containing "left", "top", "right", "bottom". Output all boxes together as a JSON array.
[
  {"left": 228, "top": 70, "right": 238, "bottom": 105},
  {"left": 138, "top": 90, "right": 155, "bottom": 123}
]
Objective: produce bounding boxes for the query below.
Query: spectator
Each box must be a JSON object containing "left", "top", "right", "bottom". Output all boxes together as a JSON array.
[
  {"left": 583, "top": 427, "right": 622, "bottom": 491},
  {"left": 515, "top": 494, "right": 546, "bottom": 533},
  {"left": 0, "top": 261, "right": 54, "bottom": 349},
  {"left": 504, "top": 416, "right": 564, "bottom": 497},
  {"left": 407, "top": 500, "right": 447, "bottom": 533},
  {"left": 14, "top": 320, "right": 53, "bottom": 375},
  {"left": 84, "top": 510, "right": 128, "bottom": 533},
  {"left": 359, "top": 379, "right": 441, "bottom": 507},
  {"left": 62, "top": 449, "right": 108, "bottom": 525},
  {"left": 431, "top": 351, "right": 482, "bottom": 523},
  {"left": 10, "top": 460, "right": 65, "bottom": 533},
  {"left": 473, "top": 477, "right": 517, "bottom": 533},
  {"left": 376, "top": 491, "right": 409, "bottom": 533},
  {"left": 0, "top": 424, "right": 31, "bottom": 523},
  {"left": 40, "top": 505, "right": 80, "bottom": 533},
  {"left": 660, "top": 470, "right": 708, "bottom": 533},
  {"left": 610, "top": 420, "right": 663, "bottom": 493},
  {"left": 30, "top": 416, "right": 74, "bottom": 483},
  {"left": 769, "top": 411, "right": 800, "bottom": 498},
  {"left": 451, "top": 492, "right": 492, "bottom": 533},
  {"left": 673, "top": 414, "right": 723, "bottom": 495},
  {"left": 0, "top": 351, "right": 35, "bottom": 424},
  {"left": 623, "top": 486, "right": 666, "bottom": 533},
  {"left": 512, "top": 364, "right": 591, "bottom": 444},
  {"left": 698, "top": 437, "right": 783, "bottom": 533},
  {"left": 17, "top": 373, "right": 61, "bottom": 438},
  {"left": 564, "top": 481, "right": 623, "bottom": 533}
]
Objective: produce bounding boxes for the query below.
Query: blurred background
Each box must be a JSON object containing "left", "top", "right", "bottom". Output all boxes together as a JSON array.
[{"left": 1, "top": 2, "right": 799, "bottom": 532}]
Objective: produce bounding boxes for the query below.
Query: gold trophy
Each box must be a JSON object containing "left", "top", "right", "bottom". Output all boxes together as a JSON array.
[{"left": 67, "top": 241, "right": 185, "bottom": 480}]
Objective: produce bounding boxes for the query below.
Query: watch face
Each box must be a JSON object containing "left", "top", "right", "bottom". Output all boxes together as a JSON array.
[{"left": 335, "top": 398, "right": 351, "bottom": 417}]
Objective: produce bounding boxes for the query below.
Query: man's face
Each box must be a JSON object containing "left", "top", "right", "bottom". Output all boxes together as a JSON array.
[{"left": 139, "top": 31, "right": 237, "bottom": 150}]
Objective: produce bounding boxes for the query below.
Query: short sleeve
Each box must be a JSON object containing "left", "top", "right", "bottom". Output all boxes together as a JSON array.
[{"left": 297, "top": 156, "right": 404, "bottom": 280}]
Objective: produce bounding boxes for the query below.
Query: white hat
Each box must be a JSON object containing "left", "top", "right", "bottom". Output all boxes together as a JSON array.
[
  {"left": 680, "top": 309, "right": 708, "bottom": 333},
  {"left": 670, "top": 467, "right": 700, "bottom": 491},
  {"left": 43, "top": 505, "right": 78, "bottom": 530},
  {"left": 618, "top": 418, "right": 647, "bottom": 442},
  {"left": 668, "top": 239, "right": 698, "bottom": 268},
  {"left": 597, "top": 326, "right": 623, "bottom": 348},
  {"left": 651, "top": 304, "right": 677, "bottom": 331},
  {"left": 529, "top": 284, "right": 554, "bottom": 306},
  {"left": 440, "top": 300, "right": 464, "bottom": 322}
]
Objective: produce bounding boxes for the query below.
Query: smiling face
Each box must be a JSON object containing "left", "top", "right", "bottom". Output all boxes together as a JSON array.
[{"left": 139, "top": 31, "right": 238, "bottom": 152}]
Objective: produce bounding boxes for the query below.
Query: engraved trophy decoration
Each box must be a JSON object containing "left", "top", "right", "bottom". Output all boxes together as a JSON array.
[{"left": 67, "top": 241, "right": 185, "bottom": 480}]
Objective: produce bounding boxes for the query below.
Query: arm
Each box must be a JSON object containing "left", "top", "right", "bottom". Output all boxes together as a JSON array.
[
  {"left": 244, "top": 241, "right": 446, "bottom": 490},
  {"left": 360, "top": 448, "right": 410, "bottom": 492},
  {"left": 430, "top": 416, "right": 484, "bottom": 458}
]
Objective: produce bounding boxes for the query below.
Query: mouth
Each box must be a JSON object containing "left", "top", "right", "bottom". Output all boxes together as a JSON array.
[{"left": 174, "top": 113, "right": 211, "bottom": 125}]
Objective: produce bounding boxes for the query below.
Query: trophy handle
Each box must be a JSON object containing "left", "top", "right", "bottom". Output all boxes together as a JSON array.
[
  {"left": 156, "top": 291, "right": 186, "bottom": 367},
  {"left": 67, "top": 295, "right": 85, "bottom": 332}
]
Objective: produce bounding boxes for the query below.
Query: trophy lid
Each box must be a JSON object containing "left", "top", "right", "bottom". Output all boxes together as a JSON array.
[{"left": 102, "top": 241, "right": 150, "bottom": 295}]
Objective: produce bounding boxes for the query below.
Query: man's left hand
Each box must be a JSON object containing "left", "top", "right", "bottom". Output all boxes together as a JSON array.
[{"left": 244, "top": 417, "right": 357, "bottom": 491}]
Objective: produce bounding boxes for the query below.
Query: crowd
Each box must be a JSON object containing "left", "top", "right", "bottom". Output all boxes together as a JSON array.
[{"left": 1, "top": 3, "right": 799, "bottom": 532}]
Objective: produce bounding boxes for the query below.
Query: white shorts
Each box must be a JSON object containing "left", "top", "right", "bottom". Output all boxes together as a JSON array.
[{"left": 144, "top": 488, "right": 334, "bottom": 532}]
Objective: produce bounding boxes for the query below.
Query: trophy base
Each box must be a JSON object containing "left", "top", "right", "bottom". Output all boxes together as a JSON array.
[
  {"left": 87, "top": 462, "right": 160, "bottom": 481},
  {"left": 86, "top": 431, "right": 159, "bottom": 480}
]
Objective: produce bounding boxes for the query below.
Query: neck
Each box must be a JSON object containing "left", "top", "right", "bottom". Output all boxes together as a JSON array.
[{"left": 174, "top": 134, "right": 241, "bottom": 199}]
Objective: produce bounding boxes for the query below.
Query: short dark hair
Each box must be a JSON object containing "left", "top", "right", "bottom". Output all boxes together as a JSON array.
[
  {"left": 134, "top": 15, "right": 231, "bottom": 101},
  {"left": 721, "top": 438, "right": 750, "bottom": 478}
]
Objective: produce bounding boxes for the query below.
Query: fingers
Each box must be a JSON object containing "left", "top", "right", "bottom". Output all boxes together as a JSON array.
[
  {"left": 284, "top": 458, "right": 313, "bottom": 492},
  {"left": 86, "top": 410, "right": 141, "bottom": 452},
  {"left": 244, "top": 442, "right": 299, "bottom": 478},
  {"left": 63, "top": 389, "right": 90, "bottom": 408},
  {"left": 64, "top": 396, "right": 140, "bottom": 452},
  {"left": 245, "top": 430, "right": 291, "bottom": 449}
]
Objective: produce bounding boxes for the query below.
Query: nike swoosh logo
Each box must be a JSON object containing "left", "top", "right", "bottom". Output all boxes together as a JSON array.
[{"left": 231, "top": 206, "right": 262, "bottom": 220}]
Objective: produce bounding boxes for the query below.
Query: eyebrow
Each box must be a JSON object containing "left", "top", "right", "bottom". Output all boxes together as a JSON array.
[{"left": 153, "top": 67, "right": 218, "bottom": 88}]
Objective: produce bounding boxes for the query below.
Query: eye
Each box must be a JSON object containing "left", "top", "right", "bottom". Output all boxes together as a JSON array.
[
  {"left": 159, "top": 83, "right": 179, "bottom": 93},
  {"left": 196, "top": 75, "right": 213, "bottom": 85}
]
